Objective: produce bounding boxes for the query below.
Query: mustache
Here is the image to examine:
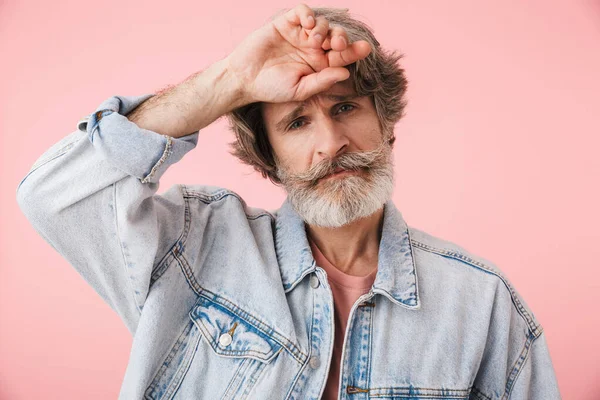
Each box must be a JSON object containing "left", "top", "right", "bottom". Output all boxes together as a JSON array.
[{"left": 278, "top": 139, "right": 390, "bottom": 185}]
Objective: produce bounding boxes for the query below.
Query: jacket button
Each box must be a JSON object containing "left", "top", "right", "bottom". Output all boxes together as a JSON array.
[
  {"left": 310, "top": 275, "right": 320, "bottom": 289},
  {"left": 309, "top": 356, "right": 320, "bottom": 369},
  {"left": 218, "top": 333, "right": 233, "bottom": 347}
]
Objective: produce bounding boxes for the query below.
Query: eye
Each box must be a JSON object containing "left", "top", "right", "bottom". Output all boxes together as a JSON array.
[
  {"left": 288, "top": 119, "right": 306, "bottom": 131},
  {"left": 336, "top": 103, "right": 355, "bottom": 114}
]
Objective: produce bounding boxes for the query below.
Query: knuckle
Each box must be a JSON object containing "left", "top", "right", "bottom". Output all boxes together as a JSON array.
[
  {"left": 332, "top": 26, "right": 347, "bottom": 36},
  {"left": 297, "top": 3, "right": 311, "bottom": 13},
  {"left": 315, "top": 16, "right": 329, "bottom": 30}
]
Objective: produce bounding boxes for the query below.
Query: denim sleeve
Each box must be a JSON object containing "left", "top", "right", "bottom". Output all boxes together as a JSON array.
[
  {"left": 509, "top": 332, "right": 562, "bottom": 399},
  {"left": 16, "top": 94, "right": 199, "bottom": 335}
]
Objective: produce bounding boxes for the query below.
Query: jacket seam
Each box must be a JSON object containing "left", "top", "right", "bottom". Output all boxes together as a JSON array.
[
  {"left": 284, "top": 284, "right": 316, "bottom": 400},
  {"left": 29, "top": 140, "right": 77, "bottom": 173},
  {"left": 150, "top": 185, "right": 192, "bottom": 285},
  {"left": 113, "top": 181, "right": 143, "bottom": 316},
  {"left": 502, "top": 331, "right": 537, "bottom": 400},
  {"left": 362, "top": 385, "right": 481, "bottom": 397},
  {"left": 182, "top": 186, "right": 274, "bottom": 221},
  {"left": 174, "top": 250, "right": 307, "bottom": 365},
  {"left": 470, "top": 385, "right": 492, "bottom": 400},
  {"left": 18, "top": 135, "right": 84, "bottom": 192},
  {"left": 141, "top": 135, "right": 173, "bottom": 184},
  {"left": 410, "top": 239, "right": 542, "bottom": 337}
]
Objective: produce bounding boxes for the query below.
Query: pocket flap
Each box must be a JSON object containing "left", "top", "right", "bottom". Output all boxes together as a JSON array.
[{"left": 189, "top": 296, "right": 282, "bottom": 363}]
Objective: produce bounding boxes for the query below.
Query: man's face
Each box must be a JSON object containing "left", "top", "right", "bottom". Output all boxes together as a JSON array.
[{"left": 262, "top": 79, "right": 395, "bottom": 228}]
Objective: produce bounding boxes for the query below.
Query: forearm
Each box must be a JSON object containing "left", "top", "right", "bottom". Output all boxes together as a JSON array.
[{"left": 127, "top": 57, "right": 249, "bottom": 138}]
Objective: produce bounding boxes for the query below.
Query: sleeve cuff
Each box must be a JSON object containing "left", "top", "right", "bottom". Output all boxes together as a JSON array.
[{"left": 77, "top": 94, "right": 199, "bottom": 184}]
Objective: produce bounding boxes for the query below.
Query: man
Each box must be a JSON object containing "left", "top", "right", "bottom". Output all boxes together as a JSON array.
[{"left": 17, "top": 4, "right": 561, "bottom": 399}]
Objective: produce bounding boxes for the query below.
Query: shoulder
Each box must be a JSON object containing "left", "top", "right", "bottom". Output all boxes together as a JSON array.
[
  {"left": 408, "top": 225, "right": 543, "bottom": 337},
  {"left": 408, "top": 226, "right": 504, "bottom": 279},
  {"left": 169, "top": 184, "right": 275, "bottom": 221}
]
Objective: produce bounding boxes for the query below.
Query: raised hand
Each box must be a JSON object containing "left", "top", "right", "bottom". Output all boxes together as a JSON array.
[{"left": 226, "top": 4, "right": 372, "bottom": 104}]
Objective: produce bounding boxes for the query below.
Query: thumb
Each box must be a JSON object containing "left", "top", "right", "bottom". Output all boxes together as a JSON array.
[{"left": 294, "top": 67, "right": 350, "bottom": 100}]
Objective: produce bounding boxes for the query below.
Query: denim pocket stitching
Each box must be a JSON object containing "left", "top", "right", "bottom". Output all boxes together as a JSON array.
[
  {"left": 143, "top": 319, "right": 202, "bottom": 400},
  {"left": 191, "top": 298, "right": 282, "bottom": 363}
]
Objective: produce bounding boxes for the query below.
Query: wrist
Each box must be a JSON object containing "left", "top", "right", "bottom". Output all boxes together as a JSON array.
[{"left": 192, "top": 57, "right": 252, "bottom": 112}]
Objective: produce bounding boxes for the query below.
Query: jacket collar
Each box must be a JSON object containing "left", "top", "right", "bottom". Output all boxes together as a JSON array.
[{"left": 274, "top": 198, "right": 420, "bottom": 310}]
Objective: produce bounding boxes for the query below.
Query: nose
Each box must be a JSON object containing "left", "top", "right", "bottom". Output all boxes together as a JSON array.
[{"left": 315, "top": 118, "right": 349, "bottom": 161}]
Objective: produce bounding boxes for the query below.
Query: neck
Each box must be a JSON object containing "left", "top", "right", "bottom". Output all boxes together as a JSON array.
[{"left": 306, "top": 206, "right": 384, "bottom": 276}]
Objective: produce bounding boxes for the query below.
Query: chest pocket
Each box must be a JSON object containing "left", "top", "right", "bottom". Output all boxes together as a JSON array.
[
  {"left": 191, "top": 296, "right": 282, "bottom": 363},
  {"left": 144, "top": 295, "right": 283, "bottom": 400}
]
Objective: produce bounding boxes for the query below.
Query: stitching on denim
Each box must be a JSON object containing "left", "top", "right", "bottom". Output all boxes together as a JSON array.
[
  {"left": 410, "top": 239, "right": 541, "bottom": 336},
  {"left": 175, "top": 185, "right": 305, "bottom": 363},
  {"left": 240, "top": 359, "right": 269, "bottom": 399},
  {"left": 194, "top": 298, "right": 290, "bottom": 360},
  {"left": 406, "top": 226, "right": 421, "bottom": 305},
  {"left": 183, "top": 188, "right": 274, "bottom": 221},
  {"left": 150, "top": 185, "right": 192, "bottom": 285},
  {"left": 365, "top": 385, "right": 473, "bottom": 398},
  {"left": 292, "top": 277, "right": 318, "bottom": 399},
  {"left": 195, "top": 317, "right": 274, "bottom": 358},
  {"left": 310, "top": 269, "right": 331, "bottom": 399},
  {"left": 174, "top": 250, "right": 306, "bottom": 364},
  {"left": 284, "top": 350, "right": 310, "bottom": 400},
  {"left": 23, "top": 132, "right": 85, "bottom": 188},
  {"left": 141, "top": 135, "right": 173, "bottom": 184},
  {"left": 144, "top": 323, "right": 189, "bottom": 399},
  {"left": 29, "top": 140, "right": 77, "bottom": 173},
  {"left": 284, "top": 260, "right": 317, "bottom": 293},
  {"left": 365, "top": 299, "right": 374, "bottom": 395},
  {"left": 112, "top": 182, "right": 143, "bottom": 316},
  {"left": 221, "top": 357, "right": 252, "bottom": 399},
  {"left": 340, "top": 295, "right": 358, "bottom": 396},
  {"left": 163, "top": 327, "right": 202, "bottom": 399},
  {"left": 373, "top": 286, "right": 419, "bottom": 308},
  {"left": 470, "top": 386, "right": 492, "bottom": 400},
  {"left": 502, "top": 332, "right": 536, "bottom": 400},
  {"left": 144, "top": 320, "right": 201, "bottom": 399}
]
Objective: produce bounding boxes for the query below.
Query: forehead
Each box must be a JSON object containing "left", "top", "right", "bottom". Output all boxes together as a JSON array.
[{"left": 261, "top": 79, "right": 361, "bottom": 125}]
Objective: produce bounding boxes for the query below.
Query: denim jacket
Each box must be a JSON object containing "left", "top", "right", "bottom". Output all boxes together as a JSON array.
[{"left": 16, "top": 94, "right": 561, "bottom": 400}]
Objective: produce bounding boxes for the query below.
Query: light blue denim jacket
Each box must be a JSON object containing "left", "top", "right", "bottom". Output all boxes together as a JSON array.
[{"left": 17, "top": 94, "right": 561, "bottom": 400}]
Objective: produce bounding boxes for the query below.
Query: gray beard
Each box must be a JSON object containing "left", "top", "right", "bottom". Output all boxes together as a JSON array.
[{"left": 278, "top": 146, "right": 395, "bottom": 228}]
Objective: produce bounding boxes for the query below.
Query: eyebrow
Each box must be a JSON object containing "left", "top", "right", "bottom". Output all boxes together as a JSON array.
[{"left": 274, "top": 93, "right": 360, "bottom": 132}]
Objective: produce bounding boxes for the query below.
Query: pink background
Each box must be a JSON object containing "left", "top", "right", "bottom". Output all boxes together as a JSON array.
[{"left": 1, "top": 0, "right": 599, "bottom": 399}]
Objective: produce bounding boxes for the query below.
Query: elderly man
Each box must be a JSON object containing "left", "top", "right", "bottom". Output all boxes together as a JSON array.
[{"left": 17, "top": 4, "right": 561, "bottom": 399}]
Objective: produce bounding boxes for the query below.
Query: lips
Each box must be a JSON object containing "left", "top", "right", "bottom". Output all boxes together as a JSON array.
[{"left": 321, "top": 167, "right": 356, "bottom": 181}]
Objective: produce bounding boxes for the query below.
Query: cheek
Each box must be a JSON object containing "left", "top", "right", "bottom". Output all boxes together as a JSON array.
[
  {"left": 273, "top": 137, "right": 314, "bottom": 173},
  {"left": 348, "top": 126, "right": 383, "bottom": 149}
]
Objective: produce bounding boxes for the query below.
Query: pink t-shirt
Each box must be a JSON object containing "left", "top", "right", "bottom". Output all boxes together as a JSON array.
[{"left": 308, "top": 238, "right": 378, "bottom": 400}]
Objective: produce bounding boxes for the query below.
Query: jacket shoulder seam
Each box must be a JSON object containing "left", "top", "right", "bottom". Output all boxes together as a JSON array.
[
  {"left": 181, "top": 185, "right": 274, "bottom": 221},
  {"left": 410, "top": 238, "right": 542, "bottom": 337},
  {"left": 502, "top": 330, "right": 540, "bottom": 399}
]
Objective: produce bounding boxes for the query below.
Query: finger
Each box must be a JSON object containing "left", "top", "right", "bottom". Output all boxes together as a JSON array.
[
  {"left": 282, "top": 3, "right": 315, "bottom": 29},
  {"left": 294, "top": 67, "right": 350, "bottom": 100},
  {"left": 327, "top": 40, "right": 372, "bottom": 67},
  {"left": 324, "top": 26, "right": 349, "bottom": 52},
  {"left": 306, "top": 15, "right": 329, "bottom": 48},
  {"left": 321, "top": 36, "right": 332, "bottom": 51}
]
